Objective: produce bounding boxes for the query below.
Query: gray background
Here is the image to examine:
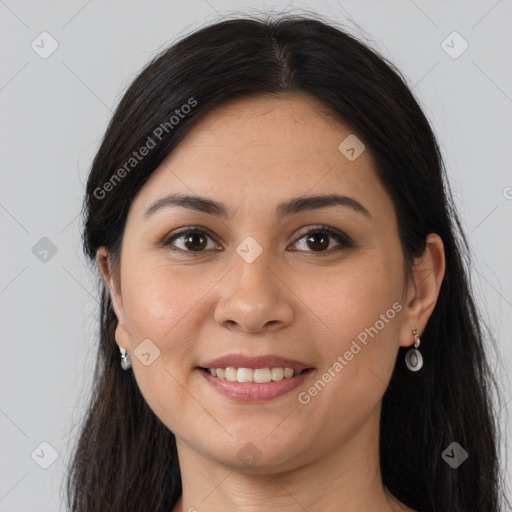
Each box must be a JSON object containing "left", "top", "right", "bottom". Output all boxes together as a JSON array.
[{"left": 1, "top": 1, "right": 511, "bottom": 510}]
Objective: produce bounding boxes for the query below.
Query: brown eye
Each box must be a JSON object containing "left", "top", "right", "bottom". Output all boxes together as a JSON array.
[
  {"left": 181, "top": 232, "right": 208, "bottom": 251},
  {"left": 164, "top": 228, "right": 217, "bottom": 253},
  {"left": 305, "top": 232, "right": 330, "bottom": 251},
  {"left": 291, "top": 225, "right": 353, "bottom": 255}
]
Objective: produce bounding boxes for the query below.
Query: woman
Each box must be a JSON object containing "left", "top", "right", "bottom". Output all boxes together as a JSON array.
[{"left": 66, "top": 12, "right": 510, "bottom": 512}]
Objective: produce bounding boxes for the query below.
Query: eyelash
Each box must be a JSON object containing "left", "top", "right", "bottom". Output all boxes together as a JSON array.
[{"left": 162, "top": 224, "right": 353, "bottom": 257}]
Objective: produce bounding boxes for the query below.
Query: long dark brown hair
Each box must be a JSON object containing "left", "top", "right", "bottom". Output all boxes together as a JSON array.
[{"left": 66, "top": 12, "right": 511, "bottom": 512}]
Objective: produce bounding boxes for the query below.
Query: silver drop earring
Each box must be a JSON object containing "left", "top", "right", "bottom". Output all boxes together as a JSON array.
[
  {"left": 119, "top": 346, "right": 132, "bottom": 371},
  {"left": 405, "top": 329, "right": 423, "bottom": 372}
]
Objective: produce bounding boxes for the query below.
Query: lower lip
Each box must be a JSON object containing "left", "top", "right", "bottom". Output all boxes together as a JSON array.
[{"left": 198, "top": 368, "right": 314, "bottom": 402}]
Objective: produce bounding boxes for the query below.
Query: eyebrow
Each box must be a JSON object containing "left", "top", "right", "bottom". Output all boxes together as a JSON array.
[{"left": 142, "top": 192, "right": 371, "bottom": 221}]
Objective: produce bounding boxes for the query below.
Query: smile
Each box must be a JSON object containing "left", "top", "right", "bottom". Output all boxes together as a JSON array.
[
  {"left": 198, "top": 366, "right": 314, "bottom": 402},
  {"left": 200, "top": 366, "right": 306, "bottom": 383}
]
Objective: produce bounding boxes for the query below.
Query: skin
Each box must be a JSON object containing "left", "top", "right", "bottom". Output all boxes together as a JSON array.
[{"left": 97, "top": 92, "right": 445, "bottom": 512}]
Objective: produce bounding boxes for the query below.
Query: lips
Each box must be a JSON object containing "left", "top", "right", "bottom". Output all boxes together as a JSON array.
[
  {"left": 199, "top": 354, "right": 313, "bottom": 372},
  {"left": 197, "top": 354, "right": 315, "bottom": 401},
  {"left": 198, "top": 365, "right": 314, "bottom": 401}
]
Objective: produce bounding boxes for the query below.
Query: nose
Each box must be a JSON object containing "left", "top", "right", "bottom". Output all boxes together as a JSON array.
[{"left": 213, "top": 248, "right": 294, "bottom": 334}]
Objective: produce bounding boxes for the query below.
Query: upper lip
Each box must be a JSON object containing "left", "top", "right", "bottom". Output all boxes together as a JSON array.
[{"left": 199, "top": 354, "right": 313, "bottom": 372}]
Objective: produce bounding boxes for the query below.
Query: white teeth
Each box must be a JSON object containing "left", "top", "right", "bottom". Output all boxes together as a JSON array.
[
  {"left": 237, "top": 368, "right": 253, "bottom": 382},
  {"left": 206, "top": 366, "right": 303, "bottom": 383},
  {"left": 253, "top": 368, "right": 272, "bottom": 383},
  {"left": 225, "top": 367, "right": 237, "bottom": 382},
  {"left": 283, "top": 368, "right": 294, "bottom": 379},
  {"left": 270, "top": 367, "right": 284, "bottom": 381}
]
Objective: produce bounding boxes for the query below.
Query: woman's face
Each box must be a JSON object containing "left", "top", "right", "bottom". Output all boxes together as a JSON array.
[{"left": 99, "top": 93, "right": 424, "bottom": 472}]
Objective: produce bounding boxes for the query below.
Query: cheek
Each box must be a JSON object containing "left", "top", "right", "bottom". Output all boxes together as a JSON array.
[
  {"left": 120, "top": 268, "right": 203, "bottom": 407},
  {"left": 307, "top": 251, "right": 403, "bottom": 372},
  {"left": 290, "top": 256, "right": 403, "bottom": 448},
  {"left": 123, "top": 263, "right": 201, "bottom": 344}
]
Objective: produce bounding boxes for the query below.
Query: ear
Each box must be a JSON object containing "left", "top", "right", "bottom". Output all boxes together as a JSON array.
[
  {"left": 398, "top": 233, "right": 445, "bottom": 347},
  {"left": 96, "top": 247, "right": 131, "bottom": 348}
]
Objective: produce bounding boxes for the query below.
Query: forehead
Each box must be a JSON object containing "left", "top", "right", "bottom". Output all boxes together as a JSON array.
[
  {"left": 169, "top": 93, "right": 355, "bottom": 163},
  {"left": 128, "top": 93, "right": 388, "bottom": 221}
]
